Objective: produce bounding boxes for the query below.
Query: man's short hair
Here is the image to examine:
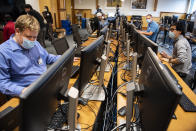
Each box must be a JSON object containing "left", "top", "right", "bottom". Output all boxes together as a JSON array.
[
  {"left": 15, "top": 15, "right": 40, "bottom": 32},
  {"left": 24, "top": 4, "right": 32, "bottom": 10},
  {"left": 146, "top": 14, "right": 152, "bottom": 18},
  {"left": 170, "top": 22, "right": 185, "bottom": 36}
]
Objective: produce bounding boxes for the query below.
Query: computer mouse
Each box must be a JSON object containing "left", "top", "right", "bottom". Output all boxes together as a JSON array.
[
  {"left": 77, "top": 113, "right": 80, "bottom": 119},
  {"left": 118, "top": 106, "right": 126, "bottom": 116}
]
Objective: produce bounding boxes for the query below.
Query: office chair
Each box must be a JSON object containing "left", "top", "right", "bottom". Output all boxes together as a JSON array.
[{"left": 155, "top": 26, "right": 160, "bottom": 43}]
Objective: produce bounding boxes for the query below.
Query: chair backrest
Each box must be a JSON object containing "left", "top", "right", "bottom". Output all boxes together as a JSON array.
[
  {"left": 155, "top": 26, "right": 160, "bottom": 43},
  {"left": 86, "top": 18, "right": 93, "bottom": 34},
  {"left": 72, "top": 24, "right": 82, "bottom": 46},
  {"left": 52, "top": 37, "right": 69, "bottom": 55}
]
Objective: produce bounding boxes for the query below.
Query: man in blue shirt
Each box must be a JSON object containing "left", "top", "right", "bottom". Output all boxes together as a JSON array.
[
  {"left": 138, "top": 14, "right": 159, "bottom": 42},
  {"left": 0, "top": 15, "right": 60, "bottom": 96},
  {"left": 97, "top": 13, "right": 109, "bottom": 29}
]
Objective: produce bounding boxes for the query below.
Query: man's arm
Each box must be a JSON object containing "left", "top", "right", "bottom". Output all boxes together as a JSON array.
[
  {"left": 175, "top": 41, "right": 188, "bottom": 64},
  {"left": 138, "top": 30, "right": 153, "bottom": 36},
  {"left": 0, "top": 53, "right": 25, "bottom": 96},
  {"left": 39, "top": 46, "right": 61, "bottom": 64}
]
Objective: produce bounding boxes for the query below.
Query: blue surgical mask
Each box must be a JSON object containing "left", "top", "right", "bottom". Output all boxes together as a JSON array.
[
  {"left": 22, "top": 37, "right": 35, "bottom": 49},
  {"left": 168, "top": 31, "right": 175, "bottom": 39},
  {"left": 146, "top": 19, "right": 151, "bottom": 23}
]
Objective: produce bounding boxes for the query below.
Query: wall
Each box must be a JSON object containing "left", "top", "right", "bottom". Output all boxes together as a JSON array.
[
  {"left": 25, "top": 0, "right": 40, "bottom": 12},
  {"left": 74, "top": 0, "right": 189, "bottom": 17},
  {"left": 74, "top": 0, "right": 96, "bottom": 11}
]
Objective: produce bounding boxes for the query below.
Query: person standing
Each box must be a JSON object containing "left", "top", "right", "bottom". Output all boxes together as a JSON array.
[{"left": 42, "top": 6, "right": 54, "bottom": 42}]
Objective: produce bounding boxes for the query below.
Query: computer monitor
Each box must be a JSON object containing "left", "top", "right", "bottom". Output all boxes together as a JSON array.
[
  {"left": 137, "top": 33, "right": 158, "bottom": 66},
  {"left": 131, "top": 28, "right": 140, "bottom": 52},
  {"left": 91, "top": 17, "right": 101, "bottom": 35},
  {"left": 72, "top": 24, "right": 82, "bottom": 46},
  {"left": 19, "top": 45, "right": 76, "bottom": 131},
  {"left": 187, "top": 21, "right": 194, "bottom": 33},
  {"left": 138, "top": 47, "right": 182, "bottom": 131},
  {"left": 78, "top": 35, "right": 105, "bottom": 95},
  {"left": 127, "top": 23, "right": 136, "bottom": 39},
  {"left": 52, "top": 36, "right": 69, "bottom": 55},
  {"left": 100, "top": 25, "right": 108, "bottom": 38}
]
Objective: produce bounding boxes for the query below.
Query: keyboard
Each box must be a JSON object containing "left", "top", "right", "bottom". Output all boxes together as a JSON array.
[
  {"left": 71, "top": 66, "right": 80, "bottom": 78},
  {"left": 48, "top": 103, "right": 69, "bottom": 129},
  {"left": 179, "top": 93, "right": 196, "bottom": 112}
]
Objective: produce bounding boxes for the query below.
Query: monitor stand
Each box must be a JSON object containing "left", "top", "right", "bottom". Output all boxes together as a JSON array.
[
  {"left": 81, "top": 84, "right": 105, "bottom": 101},
  {"left": 81, "top": 54, "right": 107, "bottom": 101},
  {"left": 97, "top": 63, "right": 111, "bottom": 72},
  {"left": 122, "top": 62, "right": 132, "bottom": 70}
]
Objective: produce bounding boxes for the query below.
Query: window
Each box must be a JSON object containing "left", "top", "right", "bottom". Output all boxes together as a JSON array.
[{"left": 189, "top": 0, "right": 196, "bottom": 13}]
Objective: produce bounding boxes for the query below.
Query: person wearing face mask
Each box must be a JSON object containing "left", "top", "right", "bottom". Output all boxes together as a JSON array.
[
  {"left": 97, "top": 12, "right": 109, "bottom": 29},
  {"left": 42, "top": 6, "right": 54, "bottom": 42},
  {"left": 138, "top": 14, "right": 159, "bottom": 42},
  {"left": 0, "top": 15, "right": 61, "bottom": 96},
  {"left": 160, "top": 22, "right": 192, "bottom": 86},
  {"left": 24, "top": 4, "right": 47, "bottom": 48}
]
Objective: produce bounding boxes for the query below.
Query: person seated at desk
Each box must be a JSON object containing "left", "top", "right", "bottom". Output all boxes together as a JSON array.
[
  {"left": 160, "top": 22, "right": 192, "bottom": 86},
  {"left": 138, "top": 14, "right": 159, "bottom": 42},
  {"left": 0, "top": 15, "right": 61, "bottom": 96},
  {"left": 97, "top": 12, "right": 109, "bottom": 29}
]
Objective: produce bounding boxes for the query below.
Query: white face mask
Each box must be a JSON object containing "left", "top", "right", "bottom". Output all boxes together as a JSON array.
[
  {"left": 146, "top": 19, "right": 151, "bottom": 23},
  {"left": 22, "top": 37, "right": 35, "bottom": 49},
  {"left": 168, "top": 31, "right": 176, "bottom": 39}
]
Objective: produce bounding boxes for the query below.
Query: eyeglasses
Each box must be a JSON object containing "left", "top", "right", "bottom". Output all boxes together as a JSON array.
[{"left": 169, "top": 28, "right": 176, "bottom": 32}]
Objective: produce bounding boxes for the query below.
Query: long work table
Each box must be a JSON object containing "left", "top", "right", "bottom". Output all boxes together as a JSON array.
[{"left": 117, "top": 46, "right": 196, "bottom": 131}]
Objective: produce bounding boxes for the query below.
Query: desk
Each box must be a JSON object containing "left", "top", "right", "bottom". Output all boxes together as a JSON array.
[
  {"left": 117, "top": 43, "right": 134, "bottom": 126},
  {"left": 166, "top": 62, "right": 196, "bottom": 131}
]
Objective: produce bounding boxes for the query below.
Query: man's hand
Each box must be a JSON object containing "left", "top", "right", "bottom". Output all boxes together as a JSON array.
[
  {"left": 160, "top": 51, "right": 170, "bottom": 59},
  {"left": 159, "top": 57, "right": 169, "bottom": 62}
]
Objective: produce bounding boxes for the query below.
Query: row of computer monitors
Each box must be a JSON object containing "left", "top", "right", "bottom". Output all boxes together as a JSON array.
[
  {"left": 122, "top": 22, "right": 182, "bottom": 130},
  {"left": 1, "top": 23, "right": 182, "bottom": 131}
]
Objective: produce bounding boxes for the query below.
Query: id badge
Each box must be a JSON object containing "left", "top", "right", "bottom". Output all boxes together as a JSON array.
[{"left": 38, "top": 57, "right": 43, "bottom": 65}]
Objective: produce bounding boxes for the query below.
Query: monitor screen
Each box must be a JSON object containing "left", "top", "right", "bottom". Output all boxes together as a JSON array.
[
  {"left": 72, "top": 24, "right": 82, "bottom": 46},
  {"left": 78, "top": 35, "right": 105, "bottom": 95},
  {"left": 19, "top": 45, "right": 76, "bottom": 131},
  {"left": 100, "top": 25, "right": 108, "bottom": 37},
  {"left": 127, "top": 23, "right": 136, "bottom": 39},
  {"left": 138, "top": 47, "right": 182, "bottom": 131},
  {"left": 131, "top": 28, "right": 140, "bottom": 52},
  {"left": 52, "top": 36, "right": 69, "bottom": 55},
  {"left": 137, "top": 33, "right": 158, "bottom": 66}
]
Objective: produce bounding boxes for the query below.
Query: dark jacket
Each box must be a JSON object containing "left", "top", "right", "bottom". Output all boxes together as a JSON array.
[
  {"left": 42, "top": 11, "right": 53, "bottom": 24},
  {"left": 28, "top": 9, "right": 45, "bottom": 28}
]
